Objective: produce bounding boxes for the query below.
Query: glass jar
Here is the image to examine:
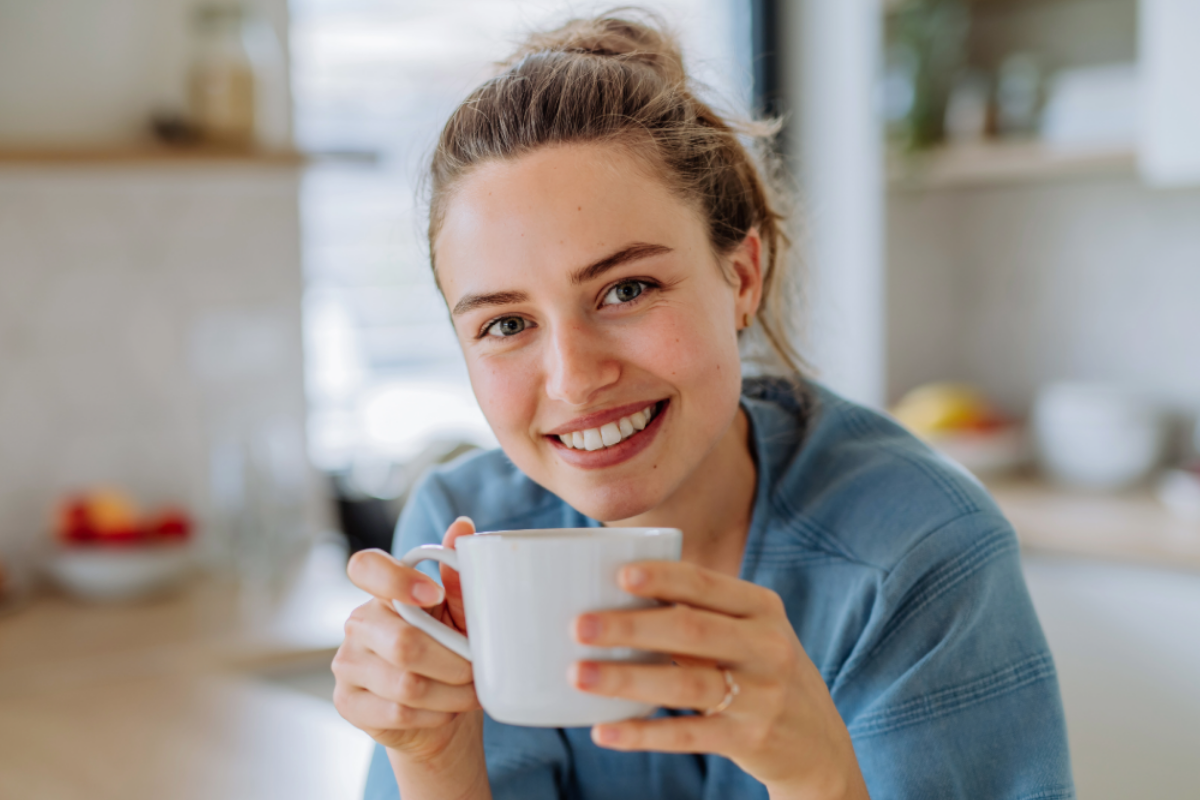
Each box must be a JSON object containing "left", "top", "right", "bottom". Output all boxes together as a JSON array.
[{"left": 190, "top": 3, "right": 257, "bottom": 147}]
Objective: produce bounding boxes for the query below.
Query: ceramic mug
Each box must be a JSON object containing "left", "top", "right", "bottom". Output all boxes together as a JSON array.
[{"left": 394, "top": 527, "right": 682, "bottom": 727}]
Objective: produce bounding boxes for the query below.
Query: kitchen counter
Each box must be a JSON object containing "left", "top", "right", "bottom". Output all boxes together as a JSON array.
[
  {"left": 988, "top": 477, "right": 1200, "bottom": 573},
  {"left": 0, "top": 542, "right": 374, "bottom": 800},
  {"left": 5, "top": 483, "right": 1196, "bottom": 799}
]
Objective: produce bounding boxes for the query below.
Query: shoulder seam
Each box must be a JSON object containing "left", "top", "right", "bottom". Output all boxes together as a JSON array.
[
  {"left": 834, "top": 515, "right": 1018, "bottom": 687},
  {"left": 841, "top": 405, "right": 982, "bottom": 516},
  {"left": 769, "top": 493, "right": 886, "bottom": 570},
  {"left": 847, "top": 651, "right": 1058, "bottom": 738}
]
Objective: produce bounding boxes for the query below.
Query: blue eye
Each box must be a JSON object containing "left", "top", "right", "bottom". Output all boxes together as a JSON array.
[
  {"left": 484, "top": 316, "right": 528, "bottom": 337},
  {"left": 602, "top": 280, "right": 646, "bottom": 306}
]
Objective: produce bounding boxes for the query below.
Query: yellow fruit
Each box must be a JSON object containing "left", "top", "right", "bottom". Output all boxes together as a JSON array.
[
  {"left": 86, "top": 488, "right": 140, "bottom": 535},
  {"left": 891, "top": 382, "right": 991, "bottom": 438}
]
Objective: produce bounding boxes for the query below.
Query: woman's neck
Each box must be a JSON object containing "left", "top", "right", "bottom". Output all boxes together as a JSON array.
[{"left": 612, "top": 407, "right": 758, "bottom": 577}]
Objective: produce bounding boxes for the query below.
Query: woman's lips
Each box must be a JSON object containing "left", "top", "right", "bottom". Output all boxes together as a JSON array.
[{"left": 547, "top": 400, "right": 668, "bottom": 469}]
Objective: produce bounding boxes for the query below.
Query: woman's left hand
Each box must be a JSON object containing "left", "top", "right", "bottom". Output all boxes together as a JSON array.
[{"left": 570, "top": 561, "right": 870, "bottom": 800}]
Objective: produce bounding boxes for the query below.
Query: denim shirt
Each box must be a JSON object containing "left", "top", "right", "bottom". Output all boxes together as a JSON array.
[{"left": 364, "top": 378, "right": 1075, "bottom": 800}]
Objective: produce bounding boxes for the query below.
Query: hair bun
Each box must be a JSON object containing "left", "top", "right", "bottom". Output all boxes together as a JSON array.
[{"left": 503, "top": 11, "right": 686, "bottom": 84}]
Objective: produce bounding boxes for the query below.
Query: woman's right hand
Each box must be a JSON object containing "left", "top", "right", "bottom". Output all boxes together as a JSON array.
[{"left": 333, "top": 517, "right": 482, "bottom": 760}]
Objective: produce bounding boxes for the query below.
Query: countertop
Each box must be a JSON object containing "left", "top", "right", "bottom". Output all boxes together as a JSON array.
[
  {"left": 988, "top": 477, "right": 1200, "bottom": 573},
  {"left": 0, "top": 542, "right": 374, "bottom": 800}
]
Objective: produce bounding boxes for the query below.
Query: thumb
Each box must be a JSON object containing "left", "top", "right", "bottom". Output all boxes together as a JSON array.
[{"left": 440, "top": 517, "right": 475, "bottom": 631}]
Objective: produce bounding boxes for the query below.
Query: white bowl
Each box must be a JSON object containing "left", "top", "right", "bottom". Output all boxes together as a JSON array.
[
  {"left": 1033, "top": 382, "right": 1166, "bottom": 490},
  {"left": 46, "top": 545, "right": 194, "bottom": 601}
]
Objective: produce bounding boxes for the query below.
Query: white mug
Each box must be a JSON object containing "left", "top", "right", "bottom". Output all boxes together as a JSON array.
[{"left": 394, "top": 527, "right": 682, "bottom": 728}]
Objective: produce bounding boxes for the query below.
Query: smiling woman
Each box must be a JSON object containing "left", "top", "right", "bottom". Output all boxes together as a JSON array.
[{"left": 331, "top": 10, "right": 1076, "bottom": 800}]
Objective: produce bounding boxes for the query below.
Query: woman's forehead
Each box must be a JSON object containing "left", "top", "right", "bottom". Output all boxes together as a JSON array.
[{"left": 434, "top": 144, "right": 705, "bottom": 295}]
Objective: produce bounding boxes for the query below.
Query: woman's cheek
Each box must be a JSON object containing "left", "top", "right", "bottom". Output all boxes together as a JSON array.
[
  {"left": 467, "top": 351, "right": 541, "bottom": 442},
  {"left": 624, "top": 307, "right": 736, "bottom": 384}
]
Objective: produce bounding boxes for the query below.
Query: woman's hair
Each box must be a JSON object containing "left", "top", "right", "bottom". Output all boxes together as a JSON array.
[{"left": 427, "top": 8, "right": 805, "bottom": 375}]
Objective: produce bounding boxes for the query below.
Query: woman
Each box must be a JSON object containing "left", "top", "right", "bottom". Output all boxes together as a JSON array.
[{"left": 334, "top": 12, "right": 1074, "bottom": 800}]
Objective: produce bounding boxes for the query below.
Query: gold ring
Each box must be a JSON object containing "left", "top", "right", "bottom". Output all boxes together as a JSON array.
[{"left": 704, "top": 668, "right": 740, "bottom": 716}]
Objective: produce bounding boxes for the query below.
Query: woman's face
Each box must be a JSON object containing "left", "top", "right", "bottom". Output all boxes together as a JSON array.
[{"left": 435, "top": 143, "right": 761, "bottom": 522}]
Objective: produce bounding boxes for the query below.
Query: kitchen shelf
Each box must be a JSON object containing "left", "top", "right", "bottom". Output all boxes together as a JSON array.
[
  {"left": 987, "top": 476, "right": 1200, "bottom": 573},
  {"left": 0, "top": 145, "right": 309, "bottom": 167},
  {"left": 888, "top": 141, "right": 1137, "bottom": 191}
]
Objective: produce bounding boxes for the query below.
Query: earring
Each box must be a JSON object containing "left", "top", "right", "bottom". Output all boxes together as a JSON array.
[{"left": 741, "top": 312, "right": 752, "bottom": 329}]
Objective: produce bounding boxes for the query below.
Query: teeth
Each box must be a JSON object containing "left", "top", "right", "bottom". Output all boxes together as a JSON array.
[
  {"left": 600, "top": 422, "right": 622, "bottom": 447},
  {"left": 556, "top": 403, "right": 659, "bottom": 451}
]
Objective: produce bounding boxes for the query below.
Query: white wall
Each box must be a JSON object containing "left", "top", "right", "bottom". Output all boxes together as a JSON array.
[{"left": 887, "top": 176, "right": 1200, "bottom": 417}]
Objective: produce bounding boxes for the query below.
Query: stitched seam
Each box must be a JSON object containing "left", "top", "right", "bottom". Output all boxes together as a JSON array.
[
  {"left": 848, "top": 652, "right": 1058, "bottom": 738},
  {"left": 1016, "top": 788, "right": 1075, "bottom": 800},
  {"left": 842, "top": 406, "right": 979, "bottom": 515},
  {"left": 834, "top": 520, "right": 1015, "bottom": 688},
  {"left": 866, "top": 527, "right": 1016, "bottom": 662},
  {"left": 771, "top": 493, "right": 878, "bottom": 568},
  {"left": 752, "top": 549, "right": 850, "bottom": 567}
]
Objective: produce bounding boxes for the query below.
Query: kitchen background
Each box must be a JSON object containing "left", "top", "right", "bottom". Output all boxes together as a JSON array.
[{"left": 0, "top": 0, "right": 1197, "bottom": 798}]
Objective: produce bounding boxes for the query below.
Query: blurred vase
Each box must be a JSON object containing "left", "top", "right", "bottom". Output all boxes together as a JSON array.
[{"left": 884, "top": 0, "right": 971, "bottom": 151}]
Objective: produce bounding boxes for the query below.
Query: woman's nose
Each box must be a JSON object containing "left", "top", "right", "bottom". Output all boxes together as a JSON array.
[{"left": 543, "top": 320, "right": 620, "bottom": 407}]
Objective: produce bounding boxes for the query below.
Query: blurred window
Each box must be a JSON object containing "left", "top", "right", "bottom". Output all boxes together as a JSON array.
[{"left": 292, "top": 0, "right": 751, "bottom": 471}]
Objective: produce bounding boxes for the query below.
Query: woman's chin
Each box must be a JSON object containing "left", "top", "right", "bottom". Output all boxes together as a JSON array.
[{"left": 562, "top": 484, "right": 663, "bottom": 526}]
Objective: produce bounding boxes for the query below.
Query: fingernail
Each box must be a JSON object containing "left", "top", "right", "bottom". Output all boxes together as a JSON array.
[
  {"left": 573, "top": 662, "right": 600, "bottom": 689},
  {"left": 411, "top": 581, "right": 444, "bottom": 605},
  {"left": 623, "top": 566, "right": 647, "bottom": 588},
  {"left": 593, "top": 726, "right": 621, "bottom": 745},
  {"left": 576, "top": 614, "right": 601, "bottom": 643}
]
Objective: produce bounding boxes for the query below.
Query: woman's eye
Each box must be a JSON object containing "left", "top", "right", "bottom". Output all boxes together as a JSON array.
[
  {"left": 484, "top": 316, "right": 528, "bottom": 338},
  {"left": 602, "top": 280, "right": 646, "bottom": 306}
]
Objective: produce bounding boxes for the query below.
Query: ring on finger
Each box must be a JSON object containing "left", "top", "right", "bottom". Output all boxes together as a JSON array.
[{"left": 704, "top": 667, "right": 740, "bottom": 716}]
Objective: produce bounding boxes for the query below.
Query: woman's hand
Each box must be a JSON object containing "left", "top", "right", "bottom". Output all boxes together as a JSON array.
[
  {"left": 569, "top": 561, "right": 870, "bottom": 800},
  {"left": 333, "top": 518, "right": 490, "bottom": 798}
]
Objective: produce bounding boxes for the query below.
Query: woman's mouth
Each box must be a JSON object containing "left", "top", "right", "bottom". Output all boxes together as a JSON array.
[{"left": 554, "top": 402, "right": 663, "bottom": 451}]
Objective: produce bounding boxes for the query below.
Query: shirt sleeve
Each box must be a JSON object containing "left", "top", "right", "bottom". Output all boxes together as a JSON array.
[
  {"left": 832, "top": 514, "right": 1076, "bottom": 800},
  {"left": 362, "top": 473, "right": 571, "bottom": 800}
]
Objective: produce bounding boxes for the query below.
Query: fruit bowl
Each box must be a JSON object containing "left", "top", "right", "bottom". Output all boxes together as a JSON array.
[
  {"left": 929, "top": 425, "right": 1029, "bottom": 478},
  {"left": 46, "top": 544, "right": 194, "bottom": 602},
  {"left": 891, "top": 382, "right": 1028, "bottom": 477}
]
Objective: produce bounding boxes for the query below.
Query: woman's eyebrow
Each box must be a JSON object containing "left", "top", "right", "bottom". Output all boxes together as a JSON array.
[
  {"left": 451, "top": 290, "right": 529, "bottom": 317},
  {"left": 450, "top": 242, "right": 673, "bottom": 317},
  {"left": 570, "top": 242, "right": 673, "bottom": 285}
]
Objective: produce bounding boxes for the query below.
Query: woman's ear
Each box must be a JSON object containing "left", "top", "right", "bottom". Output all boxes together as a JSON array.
[{"left": 730, "top": 228, "right": 764, "bottom": 325}]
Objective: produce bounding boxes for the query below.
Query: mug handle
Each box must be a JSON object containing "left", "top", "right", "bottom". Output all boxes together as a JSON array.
[{"left": 392, "top": 544, "right": 472, "bottom": 661}]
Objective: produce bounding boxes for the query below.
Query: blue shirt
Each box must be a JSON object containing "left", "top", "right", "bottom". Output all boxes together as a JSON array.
[{"left": 365, "top": 378, "right": 1075, "bottom": 799}]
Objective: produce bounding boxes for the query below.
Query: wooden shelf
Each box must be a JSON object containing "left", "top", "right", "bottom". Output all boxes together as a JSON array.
[
  {"left": 987, "top": 477, "right": 1200, "bottom": 573},
  {"left": 888, "top": 141, "right": 1137, "bottom": 191},
  {"left": 0, "top": 145, "right": 309, "bottom": 167}
]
